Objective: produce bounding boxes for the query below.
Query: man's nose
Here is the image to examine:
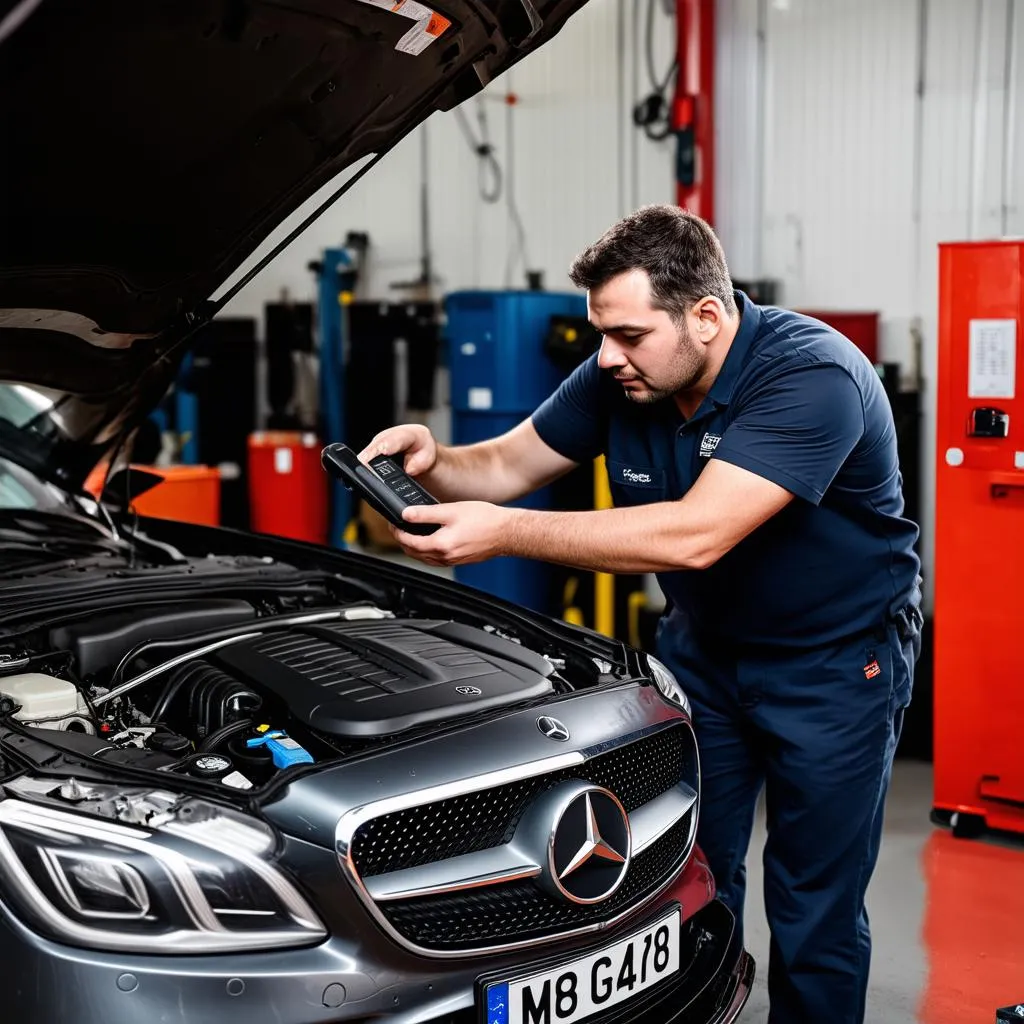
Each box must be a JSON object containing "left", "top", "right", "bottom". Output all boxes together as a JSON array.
[{"left": 597, "top": 337, "right": 626, "bottom": 370}]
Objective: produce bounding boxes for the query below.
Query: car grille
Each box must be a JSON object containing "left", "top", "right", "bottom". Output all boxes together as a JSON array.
[
  {"left": 348, "top": 721, "right": 698, "bottom": 952},
  {"left": 383, "top": 813, "right": 693, "bottom": 950},
  {"left": 351, "top": 723, "right": 690, "bottom": 877}
]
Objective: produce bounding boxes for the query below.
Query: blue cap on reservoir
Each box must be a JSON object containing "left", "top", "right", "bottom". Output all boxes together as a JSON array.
[{"left": 246, "top": 730, "right": 315, "bottom": 769}]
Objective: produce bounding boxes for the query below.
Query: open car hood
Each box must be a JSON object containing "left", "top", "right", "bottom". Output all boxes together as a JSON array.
[{"left": 0, "top": 0, "right": 589, "bottom": 486}]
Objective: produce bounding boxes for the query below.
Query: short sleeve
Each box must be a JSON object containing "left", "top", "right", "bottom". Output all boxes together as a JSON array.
[
  {"left": 711, "top": 362, "right": 866, "bottom": 505},
  {"left": 531, "top": 353, "right": 611, "bottom": 464}
]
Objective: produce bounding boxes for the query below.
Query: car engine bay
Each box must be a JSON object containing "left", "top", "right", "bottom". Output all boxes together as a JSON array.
[{"left": 0, "top": 578, "right": 631, "bottom": 804}]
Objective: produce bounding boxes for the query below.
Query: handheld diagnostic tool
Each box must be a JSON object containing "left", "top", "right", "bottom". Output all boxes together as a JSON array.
[{"left": 321, "top": 443, "right": 441, "bottom": 535}]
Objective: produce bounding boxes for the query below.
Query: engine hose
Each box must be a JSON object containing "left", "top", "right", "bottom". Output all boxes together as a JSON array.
[
  {"left": 193, "top": 673, "right": 219, "bottom": 733},
  {"left": 198, "top": 717, "right": 255, "bottom": 754},
  {"left": 149, "top": 660, "right": 210, "bottom": 725},
  {"left": 192, "top": 674, "right": 261, "bottom": 735},
  {"left": 218, "top": 689, "right": 259, "bottom": 732}
]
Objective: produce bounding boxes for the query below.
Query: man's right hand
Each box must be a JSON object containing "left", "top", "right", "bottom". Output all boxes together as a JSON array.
[
  {"left": 358, "top": 418, "right": 577, "bottom": 505},
  {"left": 359, "top": 424, "right": 438, "bottom": 478}
]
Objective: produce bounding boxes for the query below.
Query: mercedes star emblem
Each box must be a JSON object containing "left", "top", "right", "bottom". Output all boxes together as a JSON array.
[
  {"left": 455, "top": 685, "right": 482, "bottom": 695},
  {"left": 547, "top": 785, "right": 631, "bottom": 904},
  {"left": 537, "top": 716, "right": 570, "bottom": 741}
]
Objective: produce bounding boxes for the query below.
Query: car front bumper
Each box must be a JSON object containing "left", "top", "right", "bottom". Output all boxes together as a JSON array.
[
  {"left": 0, "top": 856, "right": 751, "bottom": 1024},
  {"left": 464, "top": 899, "right": 754, "bottom": 1024}
]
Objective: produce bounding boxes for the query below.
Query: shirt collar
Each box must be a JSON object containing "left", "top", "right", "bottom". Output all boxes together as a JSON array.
[{"left": 704, "top": 289, "right": 762, "bottom": 409}]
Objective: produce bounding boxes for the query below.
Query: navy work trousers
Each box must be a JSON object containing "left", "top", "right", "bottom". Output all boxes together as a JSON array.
[{"left": 657, "top": 606, "right": 920, "bottom": 1024}]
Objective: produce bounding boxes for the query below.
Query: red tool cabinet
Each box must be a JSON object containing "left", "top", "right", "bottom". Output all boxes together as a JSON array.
[{"left": 933, "top": 240, "right": 1024, "bottom": 836}]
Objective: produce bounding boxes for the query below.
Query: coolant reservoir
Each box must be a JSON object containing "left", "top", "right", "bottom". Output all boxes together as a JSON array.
[{"left": 0, "top": 673, "right": 94, "bottom": 733}]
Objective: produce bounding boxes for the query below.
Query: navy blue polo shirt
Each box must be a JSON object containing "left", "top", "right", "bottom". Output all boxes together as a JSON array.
[{"left": 531, "top": 290, "right": 921, "bottom": 650}]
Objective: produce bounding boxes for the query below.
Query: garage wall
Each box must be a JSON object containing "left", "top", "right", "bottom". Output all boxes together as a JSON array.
[
  {"left": 212, "top": 0, "right": 1024, "bottom": 610},
  {"left": 715, "top": 0, "right": 1024, "bottom": 608},
  {"left": 217, "top": 0, "right": 679, "bottom": 314}
]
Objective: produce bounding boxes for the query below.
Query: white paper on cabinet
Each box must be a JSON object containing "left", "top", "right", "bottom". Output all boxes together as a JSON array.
[{"left": 968, "top": 319, "right": 1017, "bottom": 399}]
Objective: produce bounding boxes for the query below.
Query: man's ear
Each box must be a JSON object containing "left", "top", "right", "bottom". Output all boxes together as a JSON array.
[{"left": 692, "top": 296, "right": 725, "bottom": 342}]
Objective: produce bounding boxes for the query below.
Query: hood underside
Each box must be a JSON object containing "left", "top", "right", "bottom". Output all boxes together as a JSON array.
[{"left": 0, "top": 0, "right": 588, "bottom": 480}]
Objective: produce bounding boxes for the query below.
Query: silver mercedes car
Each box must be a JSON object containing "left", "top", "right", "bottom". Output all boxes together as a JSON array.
[{"left": 0, "top": 2, "right": 754, "bottom": 1022}]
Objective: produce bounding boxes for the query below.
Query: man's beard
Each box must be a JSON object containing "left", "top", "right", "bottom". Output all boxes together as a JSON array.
[{"left": 617, "top": 323, "right": 705, "bottom": 404}]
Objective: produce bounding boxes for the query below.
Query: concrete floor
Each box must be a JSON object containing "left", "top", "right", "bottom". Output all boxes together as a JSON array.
[{"left": 735, "top": 760, "right": 1024, "bottom": 1023}]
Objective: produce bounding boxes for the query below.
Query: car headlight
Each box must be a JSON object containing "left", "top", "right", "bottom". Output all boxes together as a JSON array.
[
  {"left": 646, "top": 655, "right": 692, "bottom": 716},
  {"left": 0, "top": 795, "right": 326, "bottom": 953}
]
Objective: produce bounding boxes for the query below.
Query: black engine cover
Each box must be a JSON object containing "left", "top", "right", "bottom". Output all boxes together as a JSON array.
[{"left": 212, "top": 619, "right": 554, "bottom": 738}]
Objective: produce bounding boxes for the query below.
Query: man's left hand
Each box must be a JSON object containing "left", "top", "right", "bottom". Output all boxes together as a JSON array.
[{"left": 391, "top": 501, "right": 515, "bottom": 567}]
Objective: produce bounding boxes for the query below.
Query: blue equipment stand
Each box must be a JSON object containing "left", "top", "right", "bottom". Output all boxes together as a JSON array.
[
  {"left": 315, "top": 246, "right": 358, "bottom": 549},
  {"left": 445, "top": 289, "right": 587, "bottom": 614},
  {"left": 175, "top": 352, "right": 200, "bottom": 465}
]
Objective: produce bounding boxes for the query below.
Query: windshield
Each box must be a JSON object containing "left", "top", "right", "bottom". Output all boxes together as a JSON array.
[
  {"left": 0, "top": 383, "right": 65, "bottom": 428},
  {"left": 0, "top": 380, "right": 128, "bottom": 491},
  {"left": 0, "top": 382, "right": 64, "bottom": 482},
  {"left": 0, "top": 454, "right": 72, "bottom": 511}
]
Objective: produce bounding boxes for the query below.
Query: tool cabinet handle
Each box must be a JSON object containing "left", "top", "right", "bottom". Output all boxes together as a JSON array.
[{"left": 989, "top": 473, "right": 1024, "bottom": 497}]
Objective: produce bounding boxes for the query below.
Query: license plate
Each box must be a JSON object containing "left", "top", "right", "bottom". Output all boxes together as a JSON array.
[{"left": 482, "top": 907, "right": 681, "bottom": 1024}]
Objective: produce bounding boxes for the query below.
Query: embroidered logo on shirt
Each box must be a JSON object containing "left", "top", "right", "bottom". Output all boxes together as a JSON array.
[
  {"left": 699, "top": 433, "right": 722, "bottom": 458},
  {"left": 611, "top": 463, "right": 662, "bottom": 489},
  {"left": 864, "top": 660, "right": 881, "bottom": 679}
]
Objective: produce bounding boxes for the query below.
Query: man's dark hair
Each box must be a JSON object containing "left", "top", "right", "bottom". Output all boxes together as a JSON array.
[{"left": 569, "top": 205, "right": 737, "bottom": 319}]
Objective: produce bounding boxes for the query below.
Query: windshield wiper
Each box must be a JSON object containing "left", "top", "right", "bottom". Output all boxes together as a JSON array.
[
  {"left": 3, "top": 553, "right": 120, "bottom": 579},
  {"left": 0, "top": 420, "right": 50, "bottom": 479},
  {"left": 0, "top": 523, "right": 137, "bottom": 579},
  {"left": 0, "top": 507, "right": 124, "bottom": 545},
  {"left": 0, "top": 507, "right": 185, "bottom": 571}
]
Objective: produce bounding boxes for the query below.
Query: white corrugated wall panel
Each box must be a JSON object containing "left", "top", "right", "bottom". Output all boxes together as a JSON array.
[
  {"left": 914, "top": 0, "right": 990, "bottom": 611},
  {"left": 717, "top": 0, "right": 1023, "bottom": 609},
  {"left": 714, "top": 0, "right": 764, "bottom": 280},
  {"left": 760, "top": 0, "right": 919, "bottom": 338},
  {"left": 1009, "top": 0, "right": 1024, "bottom": 235}
]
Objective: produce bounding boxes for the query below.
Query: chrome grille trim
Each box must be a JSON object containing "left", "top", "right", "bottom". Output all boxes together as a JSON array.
[
  {"left": 366, "top": 845, "right": 542, "bottom": 903},
  {"left": 335, "top": 712, "right": 699, "bottom": 959},
  {"left": 365, "top": 780, "right": 697, "bottom": 903},
  {"left": 631, "top": 783, "right": 698, "bottom": 855},
  {"left": 335, "top": 749, "right": 585, "bottom": 859}
]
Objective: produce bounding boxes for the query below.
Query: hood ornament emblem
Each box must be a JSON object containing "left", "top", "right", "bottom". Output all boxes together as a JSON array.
[{"left": 537, "top": 716, "right": 570, "bottom": 741}]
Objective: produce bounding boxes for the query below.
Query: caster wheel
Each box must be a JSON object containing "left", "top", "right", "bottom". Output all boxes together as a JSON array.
[
  {"left": 950, "top": 811, "right": 985, "bottom": 839},
  {"left": 930, "top": 807, "right": 953, "bottom": 828}
]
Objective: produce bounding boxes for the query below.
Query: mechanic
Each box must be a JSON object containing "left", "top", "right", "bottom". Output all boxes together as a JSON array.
[{"left": 360, "top": 204, "right": 922, "bottom": 1024}]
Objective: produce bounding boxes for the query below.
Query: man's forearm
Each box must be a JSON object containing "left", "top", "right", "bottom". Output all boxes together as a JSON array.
[
  {"left": 504, "top": 503, "right": 715, "bottom": 573},
  {"left": 422, "top": 420, "right": 576, "bottom": 505},
  {"left": 424, "top": 440, "right": 529, "bottom": 504},
  {"left": 394, "top": 457, "right": 794, "bottom": 572}
]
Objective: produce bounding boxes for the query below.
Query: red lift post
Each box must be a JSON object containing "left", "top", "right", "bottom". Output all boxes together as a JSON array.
[{"left": 673, "top": 0, "right": 716, "bottom": 224}]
